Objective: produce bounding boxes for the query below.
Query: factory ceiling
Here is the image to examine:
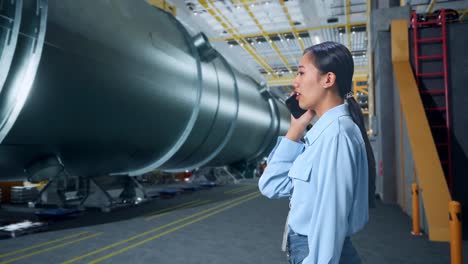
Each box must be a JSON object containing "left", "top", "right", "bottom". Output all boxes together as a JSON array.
[{"left": 164, "top": 0, "right": 466, "bottom": 97}]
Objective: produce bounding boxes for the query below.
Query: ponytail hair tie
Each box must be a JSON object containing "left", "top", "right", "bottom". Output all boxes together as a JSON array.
[{"left": 345, "top": 91, "right": 354, "bottom": 99}]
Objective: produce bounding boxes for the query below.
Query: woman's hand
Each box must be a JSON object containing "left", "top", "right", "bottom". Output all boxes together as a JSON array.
[
  {"left": 285, "top": 110, "right": 315, "bottom": 142},
  {"left": 285, "top": 92, "right": 316, "bottom": 142}
]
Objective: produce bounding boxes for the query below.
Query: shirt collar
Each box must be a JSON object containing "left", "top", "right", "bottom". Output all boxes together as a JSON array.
[{"left": 304, "top": 104, "right": 350, "bottom": 146}]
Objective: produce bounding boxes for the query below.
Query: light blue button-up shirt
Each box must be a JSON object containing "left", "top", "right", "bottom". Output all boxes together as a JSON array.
[{"left": 258, "top": 104, "right": 368, "bottom": 264}]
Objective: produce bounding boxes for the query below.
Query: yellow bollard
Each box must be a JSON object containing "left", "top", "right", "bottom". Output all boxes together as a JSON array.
[
  {"left": 411, "top": 183, "right": 422, "bottom": 236},
  {"left": 449, "top": 201, "right": 463, "bottom": 264}
]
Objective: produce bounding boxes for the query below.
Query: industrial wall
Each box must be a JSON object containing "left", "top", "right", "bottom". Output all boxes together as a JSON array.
[
  {"left": 371, "top": 5, "right": 410, "bottom": 203},
  {"left": 407, "top": 22, "right": 468, "bottom": 238},
  {"left": 373, "top": 5, "right": 468, "bottom": 238},
  {"left": 444, "top": 22, "right": 468, "bottom": 238}
]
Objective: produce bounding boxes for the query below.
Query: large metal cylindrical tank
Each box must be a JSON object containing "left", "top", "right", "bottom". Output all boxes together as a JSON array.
[{"left": 0, "top": 0, "right": 290, "bottom": 180}]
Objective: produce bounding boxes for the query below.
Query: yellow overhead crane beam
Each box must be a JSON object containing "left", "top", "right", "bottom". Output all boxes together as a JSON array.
[
  {"left": 262, "top": 56, "right": 296, "bottom": 62},
  {"left": 353, "top": 77, "right": 369, "bottom": 115},
  {"left": 209, "top": 22, "right": 367, "bottom": 42},
  {"left": 267, "top": 67, "right": 369, "bottom": 87},
  {"left": 267, "top": 76, "right": 295, "bottom": 87},
  {"left": 354, "top": 71, "right": 368, "bottom": 77},
  {"left": 459, "top": 10, "right": 467, "bottom": 22},
  {"left": 366, "top": 0, "right": 374, "bottom": 119},
  {"left": 346, "top": 0, "right": 352, "bottom": 49},
  {"left": 239, "top": 0, "right": 294, "bottom": 74},
  {"left": 199, "top": 0, "right": 277, "bottom": 77},
  {"left": 426, "top": 0, "right": 438, "bottom": 13},
  {"left": 268, "top": 74, "right": 370, "bottom": 90},
  {"left": 279, "top": 0, "right": 305, "bottom": 51},
  {"left": 145, "top": 0, "right": 176, "bottom": 16}
]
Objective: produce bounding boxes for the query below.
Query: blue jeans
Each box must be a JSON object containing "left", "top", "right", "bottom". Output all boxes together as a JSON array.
[{"left": 287, "top": 229, "right": 362, "bottom": 264}]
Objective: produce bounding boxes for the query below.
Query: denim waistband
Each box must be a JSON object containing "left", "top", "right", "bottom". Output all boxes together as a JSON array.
[
  {"left": 288, "top": 226, "right": 351, "bottom": 240},
  {"left": 288, "top": 226, "right": 307, "bottom": 237}
]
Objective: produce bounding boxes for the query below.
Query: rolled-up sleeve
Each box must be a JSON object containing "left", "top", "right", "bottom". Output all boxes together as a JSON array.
[
  {"left": 304, "top": 135, "right": 356, "bottom": 264},
  {"left": 258, "top": 137, "right": 304, "bottom": 199}
]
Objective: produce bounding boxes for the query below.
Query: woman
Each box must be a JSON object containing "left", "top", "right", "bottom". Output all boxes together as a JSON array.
[{"left": 258, "top": 41, "right": 375, "bottom": 264}]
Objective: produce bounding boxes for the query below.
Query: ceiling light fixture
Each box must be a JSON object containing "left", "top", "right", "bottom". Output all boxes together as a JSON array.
[{"left": 314, "top": 35, "right": 321, "bottom": 44}]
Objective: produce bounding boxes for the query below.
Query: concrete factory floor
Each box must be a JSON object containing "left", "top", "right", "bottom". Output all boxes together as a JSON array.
[{"left": 0, "top": 179, "right": 466, "bottom": 264}]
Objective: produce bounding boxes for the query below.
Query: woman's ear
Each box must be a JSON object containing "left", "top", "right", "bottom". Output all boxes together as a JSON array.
[{"left": 322, "top": 72, "right": 336, "bottom": 89}]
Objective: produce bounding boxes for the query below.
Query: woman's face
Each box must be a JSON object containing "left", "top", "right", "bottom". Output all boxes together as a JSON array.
[{"left": 292, "top": 53, "right": 326, "bottom": 111}]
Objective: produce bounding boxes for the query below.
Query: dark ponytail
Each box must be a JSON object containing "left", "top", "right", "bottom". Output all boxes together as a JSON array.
[
  {"left": 304, "top": 42, "right": 376, "bottom": 208},
  {"left": 347, "top": 96, "right": 376, "bottom": 208}
]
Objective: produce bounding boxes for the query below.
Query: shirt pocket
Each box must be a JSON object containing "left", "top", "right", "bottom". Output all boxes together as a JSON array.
[{"left": 288, "top": 154, "right": 312, "bottom": 182}]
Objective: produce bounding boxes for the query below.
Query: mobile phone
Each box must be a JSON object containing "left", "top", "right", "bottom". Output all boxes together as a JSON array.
[{"left": 285, "top": 94, "right": 307, "bottom": 119}]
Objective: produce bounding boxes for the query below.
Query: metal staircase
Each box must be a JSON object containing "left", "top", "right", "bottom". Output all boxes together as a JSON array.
[{"left": 411, "top": 9, "right": 452, "bottom": 194}]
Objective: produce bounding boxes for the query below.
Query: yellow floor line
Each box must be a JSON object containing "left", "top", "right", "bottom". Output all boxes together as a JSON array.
[
  {"left": 62, "top": 191, "right": 258, "bottom": 264},
  {"left": 224, "top": 185, "right": 253, "bottom": 194},
  {"left": 0, "top": 231, "right": 90, "bottom": 258},
  {"left": 143, "top": 199, "right": 202, "bottom": 218},
  {"left": 229, "top": 186, "right": 257, "bottom": 194},
  {"left": 88, "top": 194, "right": 261, "bottom": 264},
  {"left": 0, "top": 232, "right": 102, "bottom": 264},
  {"left": 223, "top": 185, "right": 251, "bottom": 194},
  {"left": 144, "top": 199, "right": 212, "bottom": 221}
]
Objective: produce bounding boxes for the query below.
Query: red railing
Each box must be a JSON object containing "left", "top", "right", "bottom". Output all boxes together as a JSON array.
[{"left": 411, "top": 9, "right": 453, "bottom": 194}]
